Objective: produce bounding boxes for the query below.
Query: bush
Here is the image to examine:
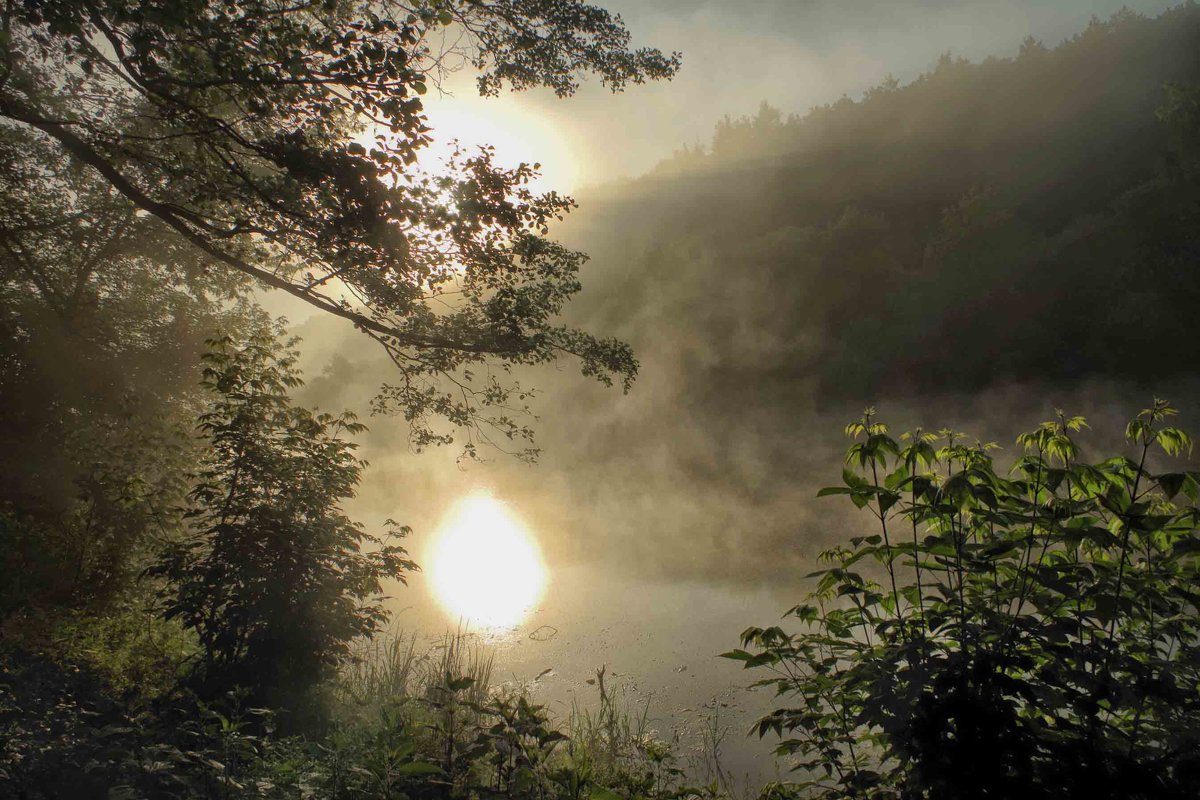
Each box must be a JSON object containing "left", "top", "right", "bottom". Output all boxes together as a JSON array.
[
  {"left": 153, "top": 331, "right": 417, "bottom": 719},
  {"left": 728, "top": 402, "right": 1200, "bottom": 799}
]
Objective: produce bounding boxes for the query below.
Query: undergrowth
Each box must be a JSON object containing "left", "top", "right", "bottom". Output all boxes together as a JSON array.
[{"left": 2, "top": 628, "right": 740, "bottom": 800}]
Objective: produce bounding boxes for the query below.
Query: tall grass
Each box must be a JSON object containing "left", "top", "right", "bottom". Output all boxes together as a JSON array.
[
  {"left": 337, "top": 631, "right": 423, "bottom": 708},
  {"left": 566, "top": 666, "right": 653, "bottom": 778},
  {"left": 331, "top": 633, "right": 740, "bottom": 800},
  {"left": 334, "top": 627, "right": 494, "bottom": 715}
]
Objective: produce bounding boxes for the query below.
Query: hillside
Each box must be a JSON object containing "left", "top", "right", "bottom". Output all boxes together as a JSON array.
[
  {"left": 293, "top": 6, "right": 1200, "bottom": 585},
  {"left": 566, "top": 6, "right": 1200, "bottom": 404}
]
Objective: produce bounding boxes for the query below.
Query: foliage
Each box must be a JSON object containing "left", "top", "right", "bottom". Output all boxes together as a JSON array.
[
  {"left": 306, "top": 637, "right": 723, "bottom": 800},
  {"left": 3, "top": 620, "right": 731, "bottom": 800},
  {"left": 153, "top": 330, "right": 417, "bottom": 713},
  {"left": 519, "top": 6, "right": 1200, "bottom": 581},
  {"left": 562, "top": 666, "right": 702, "bottom": 800},
  {"left": 43, "top": 595, "right": 199, "bottom": 699},
  {"left": 0, "top": 0, "right": 678, "bottom": 455},
  {"left": 727, "top": 403, "right": 1200, "bottom": 798},
  {"left": 0, "top": 122, "right": 258, "bottom": 621},
  {"left": 1159, "top": 79, "right": 1200, "bottom": 181}
]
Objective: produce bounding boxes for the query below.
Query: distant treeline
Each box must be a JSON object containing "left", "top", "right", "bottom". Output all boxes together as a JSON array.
[
  {"left": 286, "top": 5, "right": 1200, "bottom": 586},
  {"left": 571, "top": 5, "right": 1200, "bottom": 404}
]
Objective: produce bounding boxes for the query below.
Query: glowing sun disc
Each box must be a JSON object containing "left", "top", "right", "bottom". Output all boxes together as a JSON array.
[{"left": 427, "top": 493, "right": 547, "bottom": 628}]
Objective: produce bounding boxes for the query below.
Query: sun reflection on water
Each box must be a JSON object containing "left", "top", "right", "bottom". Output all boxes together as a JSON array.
[{"left": 426, "top": 492, "right": 547, "bottom": 629}]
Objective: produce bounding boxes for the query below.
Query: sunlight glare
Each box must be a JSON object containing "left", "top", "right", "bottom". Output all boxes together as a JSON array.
[
  {"left": 355, "top": 89, "right": 578, "bottom": 195},
  {"left": 427, "top": 492, "right": 547, "bottom": 629},
  {"left": 419, "top": 95, "right": 578, "bottom": 193}
]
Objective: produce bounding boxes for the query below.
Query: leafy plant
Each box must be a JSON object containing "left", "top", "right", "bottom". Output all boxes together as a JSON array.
[
  {"left": 728, "top": 403, "right": 1200, "bottom": 799},
  {"left": 475, "top": 692, "right": 569, "bottom": 798},
  {"left": 154, "top": 329, "right": 417, "bottom": 717}
]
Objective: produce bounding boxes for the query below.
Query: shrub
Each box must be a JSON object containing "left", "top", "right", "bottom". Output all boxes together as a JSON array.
[
  {"left": 728, "top": 402, "right": 1200, "bottom": 799},
  {"left": 154, "top": 331, "right": 416, "bottom": 719}
]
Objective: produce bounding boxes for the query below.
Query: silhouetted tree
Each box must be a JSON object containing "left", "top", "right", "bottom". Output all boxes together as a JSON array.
[
  {"left": 0, "top": 0, "right": 680, "bottom": 454},
  {"left": 0, "top": 123, "right": 257, "bottom": 620},
  {"left": 154, "top": 330, "right": 416, "bottom": 715}
]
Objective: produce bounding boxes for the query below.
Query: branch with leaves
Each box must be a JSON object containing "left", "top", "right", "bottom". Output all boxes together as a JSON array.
[{"left": 0, "top": 0, "right": 678, "bottom": 455}]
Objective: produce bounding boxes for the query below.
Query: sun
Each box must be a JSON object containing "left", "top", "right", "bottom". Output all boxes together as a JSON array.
[
  {"left": 418, "top": 93, "right": 579, "bottom": 193},
  {"left": 355, "top": 85, "right": 579, "bottom": 195},
  {"left": 426, "top": 492, "right": 547, "bottom": 629}
]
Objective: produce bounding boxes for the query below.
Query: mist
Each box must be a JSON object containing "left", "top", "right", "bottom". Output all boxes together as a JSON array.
[
  {"left": 448, "top": 0, "right": 1183, "bottom": 187},
  {"left": 5, "top": 1, "right": 1200, "bottom": 795},
  {"left": 293, "top": 1, "right": 1200, "bottom": 591},
  {"left": 248, "top": 13, "right": 1200, "bottom": 774}
]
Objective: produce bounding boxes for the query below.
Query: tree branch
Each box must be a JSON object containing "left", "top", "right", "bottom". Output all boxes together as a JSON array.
[{"left": 1, "top": 95, "right": 527, "bottom": 357}]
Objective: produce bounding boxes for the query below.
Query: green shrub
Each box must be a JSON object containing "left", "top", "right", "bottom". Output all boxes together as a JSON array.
[
  {"left": 153, "top": 331, "right": 417, "bottom": 718},
  {"left": 729, "top": 402, "right": 1200, "bottom": 799}
]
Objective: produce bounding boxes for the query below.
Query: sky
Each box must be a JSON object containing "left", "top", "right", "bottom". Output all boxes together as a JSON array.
[
  {"left": 415, "top": 0, "right": 1180, "bottom": 191},
  {"left": 5, "top": 2, "right": 1198, "bottom": 791},
  {"left": 280, "top": 0, "right": 1196, "bottom": 576},
  {"left": 268, "top": 0, "right": 1181, "bottom": 324},
  {"left": 269, "top": 0, "right": 1181, "bottom": 322}
]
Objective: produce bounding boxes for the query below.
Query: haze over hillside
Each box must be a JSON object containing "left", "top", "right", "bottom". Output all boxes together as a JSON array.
[
  {"left": 295, "top": 5, "right": 1200, "bottom": 587},
  {"left": 459, "top": 0, "right": 1185, "bottom": 187}
]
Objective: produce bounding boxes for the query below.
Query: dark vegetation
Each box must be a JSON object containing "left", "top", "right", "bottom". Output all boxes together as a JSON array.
[
  {"left": 464, "top": 4, "right": 1200, "bottom": 583},
  {"left": 0, "top": 1, "right": 694, "bottom": 796},
  {"left": 730, "top": 403, "right": 1200, "bottom": 799},
  {"left": 2, "top": 1, "right": 1200, "bottom": 798}
]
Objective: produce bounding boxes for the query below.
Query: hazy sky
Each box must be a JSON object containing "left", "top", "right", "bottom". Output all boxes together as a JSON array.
[
  {"left": 292, "top": 0, "right": 1200, "bottom": 590},
  {"left": 418, "top": 0, "right": 1179, "bottom": 190}
]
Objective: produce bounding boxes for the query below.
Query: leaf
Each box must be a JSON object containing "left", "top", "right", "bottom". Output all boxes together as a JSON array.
[
  {"left": 446, "top": 676, "right": 476, "bottom": 692},
  {"left": 1172, "top": 536, "right": 1200, "bottom": 556},
  {"left": 395, "top": 761, "right": 444, "bottom": 776},
  {"left": 1157, "top": 472, "right": 1187, "bottom": 501}
]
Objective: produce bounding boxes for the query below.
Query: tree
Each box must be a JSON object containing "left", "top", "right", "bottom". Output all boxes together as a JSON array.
[
  {"left": 0, "top": 121, "right": 258, "bottom": 619},
  {"left": 153, "top": 329, "right": 416, "bottom": 713},
  {"left": 727, "top": 403, "right": 1200, "bottom": 799},
  {"left": 0, "top": 0, "right": 680, "bottom": 455}
]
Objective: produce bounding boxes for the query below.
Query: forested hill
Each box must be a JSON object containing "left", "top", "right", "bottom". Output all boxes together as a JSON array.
[
  {"left": 291, "top": 6, "right": 1200, "bottom": 585},
  {"left": 565, "top": 5, "right": 1200, "bottom": 404}
]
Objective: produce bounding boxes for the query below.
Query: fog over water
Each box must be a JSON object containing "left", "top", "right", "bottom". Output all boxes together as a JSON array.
[
  {"left": 260, "top": 0, "right": 1200, "bottom": 780},
  {"left": 8, "top": 0, "right": 1200, "bottom": 794}
]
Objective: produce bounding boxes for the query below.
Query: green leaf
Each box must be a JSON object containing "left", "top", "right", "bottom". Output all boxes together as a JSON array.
[
  {"left": 395, "top": 761, "right": 444, "bottom": 776},
  {"left": 1157, "top": 472, "right": 1187, "bottom": 501},
  {"left": 843, "top": 468, "right": 868, "bottom": 489}
]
